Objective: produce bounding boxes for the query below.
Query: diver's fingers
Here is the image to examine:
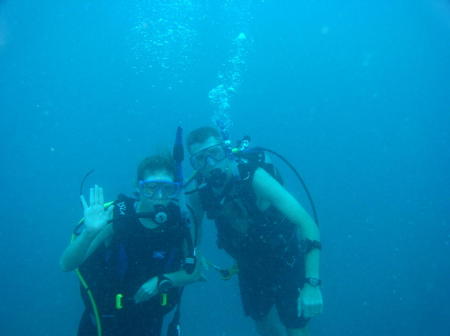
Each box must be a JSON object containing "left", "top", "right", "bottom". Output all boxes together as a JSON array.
[
  {"left": 302, "top": 303, "right": 312, "bottom": 318},
  {"left": 80, "top": 195, "right": 88, "bottom": 211},
  {"left": 311, "top": 305, "right": 319, "bottom": 317},
  {"left": 98, "top": 186, "right": 104, "bottom": 205},
  {"left": 314, "top": 299, "right": 324, "bottom": 316},
  {"left": 316, "top": 301, "right": 323, "bottom": 315},
  {"left": 89, "top": 187, "right": 94, "bottom": 206},
  {"left": 94, "top": 185, "right": 100, "bottom": 205},
  {"left": 303, "top": 300, "right": 321, "bottom": 318}
]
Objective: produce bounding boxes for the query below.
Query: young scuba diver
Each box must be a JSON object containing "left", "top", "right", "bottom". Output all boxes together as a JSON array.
[
  {"left": 60, "top": 153, "right": 202, "bottom": 336},
  {"left": 186, "top": 127, "right": 323, "bottom": 336}
]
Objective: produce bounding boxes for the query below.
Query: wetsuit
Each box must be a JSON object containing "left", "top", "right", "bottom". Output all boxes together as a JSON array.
[
  {"left": 75, "top": 195, "right": 185, "bottom": 336},
  {"left": 199, "top": 164, "right": 309, "bottom": 328}
]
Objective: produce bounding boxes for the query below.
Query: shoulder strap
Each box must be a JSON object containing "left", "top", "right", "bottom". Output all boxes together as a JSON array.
[
  {"left": 113, "top": 194, "right": 135, "bottom": 216},
  {"left": 236, "top": 160, "right": 258, "bottom": 185},
  {"left": 236, "top": 149, "right": 284, "bottom": 184},
  {"left": 235, "top": 162, "right": 258, "bottom": 203},
  {"left": 112, "top": 194, "right": 137, "bottom": 237}
]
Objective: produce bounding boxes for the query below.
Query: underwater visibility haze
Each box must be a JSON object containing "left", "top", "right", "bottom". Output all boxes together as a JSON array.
[{"left": 0, "top": 0, "right": 449, "bottom": 335}]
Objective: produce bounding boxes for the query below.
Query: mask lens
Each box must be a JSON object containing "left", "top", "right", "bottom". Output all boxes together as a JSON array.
[
  {"left": 161, "top": 183, "right": 179, "bottom": 197},
  {"left": 190, "top": 144, "right": 226, "bottom": 170},
  {"left": 208, "top": 146, "right": 226, "bottom": 161},
  {"left": 190, "top": 152, "right": 207, "bottom": 170},
  {"left": 139, "top": 180, "right": 180, "bottom": 199}
]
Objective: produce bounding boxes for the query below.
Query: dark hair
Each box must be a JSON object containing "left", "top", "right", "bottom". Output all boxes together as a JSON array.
[
  {"left": 186, "top": 127, "right": 222, "bottom": 150},
  {"left": 137, "top": 153, "right": 175, "bottom": 182}
]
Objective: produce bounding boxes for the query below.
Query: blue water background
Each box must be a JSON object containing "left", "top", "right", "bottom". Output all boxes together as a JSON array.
[{"left": 0, "top": 1, "right": 449, "bottom": 335}]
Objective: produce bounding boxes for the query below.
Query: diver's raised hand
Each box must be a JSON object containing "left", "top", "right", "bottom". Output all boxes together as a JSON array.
[
  {"left": 80, "top": 185, "right": 113, "bottom": 234},
  {"left": 298, "top": 284, "right": 323, "bottom": 319},
  {"left": 134, "top": 277, "right": 159, "bottom": 304}
]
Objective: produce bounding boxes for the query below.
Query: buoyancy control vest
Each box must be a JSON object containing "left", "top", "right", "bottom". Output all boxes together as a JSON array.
[
  {"left": 198, "top": 156, "right": 297, "bottom": 262},
  {"left": 74, "top": 194, "right": 191, "bottom": 335}
]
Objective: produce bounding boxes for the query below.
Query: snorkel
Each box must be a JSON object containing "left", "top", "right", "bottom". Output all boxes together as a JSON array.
[
  {"left": 173, "top": 126, "right": 184, "bottom": 188},
  {"left": 173, "top": 126, "right": 197, "bottom": 274}
]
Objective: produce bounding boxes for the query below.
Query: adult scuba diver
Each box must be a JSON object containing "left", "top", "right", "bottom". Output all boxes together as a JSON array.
[
  {"left": 186, "top": 126, "right": 323, "bottom": 336},
  {"left": 60, "top": 128, "right": 203, "bottom": 336}
]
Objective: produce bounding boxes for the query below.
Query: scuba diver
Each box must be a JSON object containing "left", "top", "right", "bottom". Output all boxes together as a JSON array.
[
  {"left": 186, "top": 126, "right": 323, "bottom": 336},
  {"left": 60, "top": 149, "right": 203, "bottom": 336}
]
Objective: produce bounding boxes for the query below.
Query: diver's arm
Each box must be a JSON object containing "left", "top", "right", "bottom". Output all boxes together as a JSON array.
[
  {"left": 60, "top": 185, "right": 114, "bottom": 272},
  {"left": 164, "top": 253, "right": 207, "bottom": 287},
  {"left": 60, "top": 228, "right": 98, "bottom": 272},
  {"left": 134, "top": 252, "right": 206, "bottom": 304},
  {"left": 252, "top": 168, "right": 320, "bottom": 278},
  {"left": 60, "top": 223, "right": 113, "bottom": 272},
  {"left": 163, "top": 230, "right": 206, "bottom": 287},
  {"left": 254, "top": 169, "right": 323, "bottom": 318},
  {"left": 163, "top": 269, "right": 198, "bottom": 287}
]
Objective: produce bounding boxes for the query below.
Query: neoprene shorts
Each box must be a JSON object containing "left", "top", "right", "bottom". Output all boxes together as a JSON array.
[{"left": 237, "top": 243, "right": 309, "bottom": 329}]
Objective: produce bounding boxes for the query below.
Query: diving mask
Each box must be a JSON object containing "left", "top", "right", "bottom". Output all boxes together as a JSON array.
[
  {"left": 190, "top": 144, "right": 227, "bottom": 171},
  {"left": 138, "top": 179, "right": 181, "bottom": 200}
]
